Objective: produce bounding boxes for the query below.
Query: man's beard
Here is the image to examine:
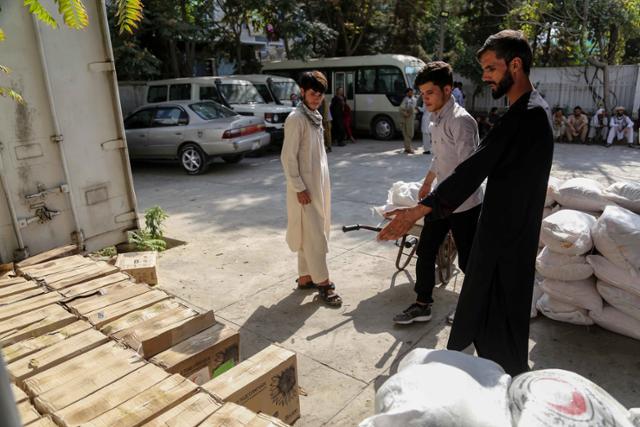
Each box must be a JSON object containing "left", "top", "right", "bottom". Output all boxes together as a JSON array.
[{"left": 490, "top": 71, "right": 514, "bottom": 100}]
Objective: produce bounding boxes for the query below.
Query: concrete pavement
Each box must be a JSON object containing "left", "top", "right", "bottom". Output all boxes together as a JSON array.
[{"left": 131, "top": 140, "right": 640, "bottom": 426}]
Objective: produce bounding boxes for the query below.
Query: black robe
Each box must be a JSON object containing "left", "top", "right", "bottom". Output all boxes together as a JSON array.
[{"left": 420, "top": 90, "right": 554, "bottom": 376}]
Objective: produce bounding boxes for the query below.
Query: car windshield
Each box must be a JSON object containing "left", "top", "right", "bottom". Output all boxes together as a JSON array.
[
  {"left": 270, "top": 81, "right": 300, "bottom": 102},
  {"left": 217, "top": 83, "right": 265, "bottom": 104},
  {"left": 189, "top": 102, "right": 237, "bottom": 120}
]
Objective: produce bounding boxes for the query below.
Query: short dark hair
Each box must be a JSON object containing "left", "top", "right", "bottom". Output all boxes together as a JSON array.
[
  {"left": 414, "top": 61, "right": 453, "bottom": 91},
  {"left": 299, "top": 70, "right": 328, "bottom": 93},
  {"left": 574, "top": 106, "right": 582, "bottom": 111},
  {"left": 477, "top": 30, "right": 533, "bottom": 75},
  {"left": 405, "top": 87, "right": 414, "bottom": 94}
]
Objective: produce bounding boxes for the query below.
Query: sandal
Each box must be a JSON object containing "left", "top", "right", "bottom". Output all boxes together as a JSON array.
[
  {"left": 296, "top": 279, "right": 317, "bottom": 290},
  {"left": 317, "top": 283, "right": 342, "bottom": 307}
]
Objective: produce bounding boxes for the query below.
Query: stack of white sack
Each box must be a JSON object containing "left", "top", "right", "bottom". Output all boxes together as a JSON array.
[
  {"left": 373, "top": 180, "right": 424, "bottom": 224},
  {"left": 360, "top": 348, "right": 640, "bottom": 427},
  {"left": 536, "top": 208, "right": 599, "bottom": 324},
  {"left": 587, "top": 205, "right": 640, "bottom": 340}
]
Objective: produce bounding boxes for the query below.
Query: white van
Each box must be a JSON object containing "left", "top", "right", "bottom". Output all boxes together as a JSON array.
[
  {"left": 230, "top": 74, "right": 301, "bottom": 106},
  {"left": 145, "top": 77, "right": 293, "bottom": 143}
]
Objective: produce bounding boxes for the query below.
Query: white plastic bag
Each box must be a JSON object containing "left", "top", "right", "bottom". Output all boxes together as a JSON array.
[
  {"left": 389, "top": 181, "right": 421, "bottom": 206},
  {"left": 603, "top": 181, "right": 640, "bottom": 214},
  {"left": 540, "top": 210, "right": 596, "bottom": 255},
  {"left": 592, "top": 206, "right": 640, "bottom": 272},
  {"left": 596, "top": 280, "right": 640, "bottom": 322},
  {"left": 545, "top": 176, "right": 561, "bottom": 207},
  {"left": 587, "top": 255, "right": 640, "bottom": 298},
  {"left": 540, "top": 277, "right": 602, "bottom": 313},
  {"left": 555, "top": 177, "right": 614, "bottom": 212},
  {"left": 359, "top": 348, "right": 512, "bottom": 427},
  {"left": 536, "top": 293, "right": 593, "bottom": 325},
  {"left": 509, "top": 369, "right": 635, "bottom": 426},
  {"left": 535, "top": 246, "right": 593, "bottom": 281},
  {"left": 590, "top": 305, "right": 640, "bottom": 341}
]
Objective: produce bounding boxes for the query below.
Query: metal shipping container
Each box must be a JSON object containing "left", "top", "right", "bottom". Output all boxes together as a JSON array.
[{"left": 0, "top": 0, "right": 139, "bottom": 262}]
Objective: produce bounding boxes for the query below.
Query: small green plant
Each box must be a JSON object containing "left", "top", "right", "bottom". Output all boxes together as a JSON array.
[
  {"left": 129, "top": 206, "right": 169, "bottom": 251},
  {"left": 95, "top": 246, "right": 117, "bottom": 257}
]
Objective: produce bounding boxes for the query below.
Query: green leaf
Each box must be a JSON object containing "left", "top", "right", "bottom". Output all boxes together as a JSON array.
[
  {"left": 0, "top": 65, "right": 10, "bottom": 74},
  {"left": 55, "top": 0, "right": 88, "bottom": 30},
  {"left": 0, "top": 28, "right": 5, "bottom": 41},
  {"left": 0, "top": 87, "right": 25, "bottom": 104},
  {"left": 116, "top": 0, "right": 143, "bottom": 35},
  {"left": 23, "top": 0, "right": 59, "bottom": 28}
]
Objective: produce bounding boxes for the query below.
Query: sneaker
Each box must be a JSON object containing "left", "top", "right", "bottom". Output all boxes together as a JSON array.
[{"left": 393, "top": 303, "right": 432, "bottom": 324}]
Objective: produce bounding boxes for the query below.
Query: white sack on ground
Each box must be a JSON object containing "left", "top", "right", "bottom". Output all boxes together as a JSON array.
[
  {"left": 509, "top": 369, "right": 635, "bottom": 427},
  {"left": 545, "top": 176, "right": 561, "bottom": 207},
  {"left": 536, "top": 246, "right": 593, "bottom": 281},
  {"left": 597, "top": 280, "right": 640, "bottom": 322},
  {"left": 359, "top": 348, "right": 512, "bottom": 427},
  {"left": 536, "top": 293, "right": 593, "bottom": 325},
  {"left": 531, "top": 281, "right": 543, "bottom": 318},
  {"left": 590, "top": 305, "right": 640, "bottom": 341},
  {"left": 592, "top": 206, "right": 640, "bottom": 272},
  {"left": 587, "top": 255, "right": 640, "bottom": 298},
  {"left": 540, "top": 277, "right": 602, "bottom": 313},
  {"left": 603, "top": 181, "right": 640, "bottom": 214},
  {"left": 540, "top": 210, "right": 596, "bottom": 255},
  {"left": 555, "top": 177, "right": 614, "bottom": 212}
]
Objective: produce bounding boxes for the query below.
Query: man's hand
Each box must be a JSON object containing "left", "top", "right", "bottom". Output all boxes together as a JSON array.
[
  {"left": 378, "top": 205, "right": 431, "bottom": 241},
  {"left": 297, "top": 190, "right": 311, "bottom": 205},
  {"left": 418, "top": 182, "right": 432, "bottom": 200}
]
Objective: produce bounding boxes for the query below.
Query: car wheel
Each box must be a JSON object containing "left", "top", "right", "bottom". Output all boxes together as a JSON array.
[
  {"left": 372, "top": 116, "right": 395, "bottom": 140},
  {"left": 221, "top": 153, "right": 244, "bottom": 164},
  {"left": 179, "top": 143, "right": 208, "bottom": 175}
]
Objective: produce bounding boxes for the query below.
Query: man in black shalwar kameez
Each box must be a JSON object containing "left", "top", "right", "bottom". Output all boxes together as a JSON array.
[{"left": 379, "top": 30, "right": 554, "bottom": 376}]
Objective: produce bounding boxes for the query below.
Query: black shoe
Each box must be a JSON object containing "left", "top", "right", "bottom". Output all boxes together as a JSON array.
[
  {"left": 423, "top": 150, "right": 431, "bottom": 155},
  {"left": 393, "top": 303, "right": 432, "bottom": 325}
]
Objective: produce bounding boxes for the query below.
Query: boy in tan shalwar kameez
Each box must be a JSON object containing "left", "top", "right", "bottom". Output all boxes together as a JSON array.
[{"left": 281, "top": 71, "right": 342, "bottom": 306}]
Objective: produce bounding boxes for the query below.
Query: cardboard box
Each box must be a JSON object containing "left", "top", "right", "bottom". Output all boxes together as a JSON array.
[
  {"left": 0, "top": 304, "right": 76, "bottom": 347},
  {"left": 17, "top": 400, "right": 41, "bottom": 425},
  {"left": 115, "top": 251, "right": 158, "bottom": 285},
  {"left": 0, "top": 287, "right": 45, "bottom": 305},
  {"left": 151, "top": 323, "right": 239, "bottom": 385},
  {"left": 11, "top": 382, "right": 28, "bottom": 404},
  {"left": 8, "top": 328, "right": 109, "bottom": 384},
  {"left": 0, "top": 276, "right": 27, "bottom": 288},
  {"left": 44, "top": 261, "right": 119, "bottom": 290},
  {"left": 0, "top": 279, "right": 39, "bottom": 298},
  {"left": 58, "top": 272, "right": 130, "bottom": 298},
  {"left": 144, "top": 393, "right": 222, "bottom": 427},
  {"left": 114, "top": 307, "right": 216, "bottom": 358},
  {"left": 0, "top": 292, "right": 62, "bottom": 322},
  {"left": 25, "top": 415, "right": 58, "bottom": 427},
  {"left": 202, "top": 345, "right": 300, "bottom": 425},
  {"left": 52, "top": 363, "right": 169, "bottom": 426},
  {"left": 81, "top": 374, "right": 198, "bottom": 426},
  {"left": 18, "top": 255, "right": 90, "bottom": 278},
  {"left": 2, "top": 321, "right": 92, "bottom": 364},
  {"left": 65, "top": 282, "right": 151, "bottom": 316},
  {"left": 34, "top": 345, "right": 145, "bottom": 415},
  {"left": 100, "top": 299, "right": 180, "bottom": 336},
  {"left": 23, "top": 342, "right": 125, "bottom": 398},
  {"left": 199, "top": 402, "right": 291, "bottom": 427},
  {"left": 85, "top": 288, "right": 171, "bottom": 328},
  {"left": 15, "top": 244, "right": 78, "bottom": 270}
]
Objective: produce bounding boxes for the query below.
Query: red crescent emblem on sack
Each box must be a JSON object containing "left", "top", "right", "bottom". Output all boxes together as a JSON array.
[{"left": 548, "top": 391, "right": 588, "bottom": 416}]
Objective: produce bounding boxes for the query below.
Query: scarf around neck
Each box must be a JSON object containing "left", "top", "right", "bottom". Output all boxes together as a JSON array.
[{"left": 298, "top": 102, "right": 323, "bottom": 129}]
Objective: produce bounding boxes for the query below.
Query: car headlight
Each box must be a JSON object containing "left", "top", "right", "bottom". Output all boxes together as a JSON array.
[
  {"left": 264, "top": 112, "right": 273, "bottom": 123},
  {"left": 273, "top": 114, "right": 279, "bottom": 122}
]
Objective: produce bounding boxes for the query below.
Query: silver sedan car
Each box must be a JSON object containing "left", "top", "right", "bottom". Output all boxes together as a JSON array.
[{"left": 124, "top": 101, "right": 270, "bottom": 174}]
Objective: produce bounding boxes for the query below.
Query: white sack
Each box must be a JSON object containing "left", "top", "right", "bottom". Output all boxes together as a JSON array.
[
  {"left": 536, "top": 293, "right": 593, "bottom": 325},
  {"left": 540, "top": 210, "right": 596, "bottom": 255},
  {"left": 389, "top": 181, "right": 421, "bottom": 206},
  {"left": 509, "top": 369, "right": 634, "bottom": 427},
  {"left": 592, "top": 206, "right": 640, "bottom": 272},
  {"left": 590, "top": 305, "right": 640, "bottom": 341},
  {"left": 535, "top": 246, "right": 593, "bottom": 281},
  {"left": 587, "top": 255, "right": 640, "bottom": 298},
  {"left": 603, "top": 181, "right": 640, "bottom": 214},
  {"left": 596, "top": 280, "right": 640, "bottom": 322},
  {"left": 540, "top": 277, "right": 602, "bottom": 313},
  {"left": 545, "top": 176, "right": 561, "bottom": 207},
  {"left": 555, "top": 177, "right": 614, "bottom": 212},
  {"left": 530, "top": 281, "right": 543, "bottom": 318},
  {"left": 630, "top": 408, "right": 640, "bottom": 426},
  {"left": 360, "top": 348, "right": 512, "bottom": 427}
]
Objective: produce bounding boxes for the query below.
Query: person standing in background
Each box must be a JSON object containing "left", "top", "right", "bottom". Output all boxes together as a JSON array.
[
  {"left": 343, "top": 102, "right": 356, "bottom": 143},
  {"left": 330, "top": 87, "right": 346, "bottom": 147},
  {"left": 399, "top": 88, "right": 417, "bottom": 153},
  {"left": 419, "top": 101, "right": 432, "bottom": 154}
]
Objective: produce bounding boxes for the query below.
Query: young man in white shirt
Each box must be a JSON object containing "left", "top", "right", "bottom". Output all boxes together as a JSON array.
[{"left": 392, "top": 61, "right": 483, "bottom": 325}]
